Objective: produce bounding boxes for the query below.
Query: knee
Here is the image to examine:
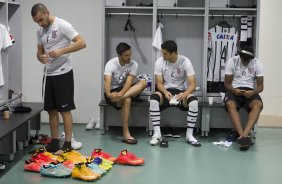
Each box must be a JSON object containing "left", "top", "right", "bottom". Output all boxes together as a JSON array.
[
  {"left": 252, "top": 101, "right": 263, "bottom": 111},
  {"left": 187, "top": 96, "right": 198, "bottom": 111},
  {"left": 226, "top": 101, "right": 237, "bottom": 112},
  {"left": 138, "top": 80, "right": 147, "bottom": 90}
]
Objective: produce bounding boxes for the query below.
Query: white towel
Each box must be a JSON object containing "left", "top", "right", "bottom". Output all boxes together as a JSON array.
[{"left": 152, "top": 23, "right": 164, "bottom": 59}]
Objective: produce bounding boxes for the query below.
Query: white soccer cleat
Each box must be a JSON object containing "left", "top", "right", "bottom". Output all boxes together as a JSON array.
[
  {"left": 85, "top": 118, "right": 96, "bottom": 130},
  {"left": 59, "top": 132, "right": 82, "bottom": 150},
  {"left": 150, "top": 134, "right": 162, "bottom": 146}
]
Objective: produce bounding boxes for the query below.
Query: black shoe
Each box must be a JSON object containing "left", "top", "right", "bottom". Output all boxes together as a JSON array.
[
  {"left": 162, "top": 127, "right": 172, "bottom": 137},
  {"left": 226, "top": 130, "right": 239, "bottom": 142},
  {"left": 45, "top": 139, "right": 60, "bottom": 153},
  {"left": 236, "top": 136, "right": 252, "bottom": 151},
  {"left": 171, "top": 128, "right": 181, "bottom": 138},
  {"left": 61, "top": 141, "right": 72, "bottom": 152}
]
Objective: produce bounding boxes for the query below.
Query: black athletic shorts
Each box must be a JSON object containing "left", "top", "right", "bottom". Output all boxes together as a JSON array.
[
  {"left": 224, "top": 87, "right": 263, "bottom": 112},
  {"left": 44, "top": 70, "right": 75, "bottom": 112},
  {"left": 157, "top": 88, "right": 197, "bottom": 111},
  {"left": 104, "top": 85, "right": 140, "bottom": 110}
]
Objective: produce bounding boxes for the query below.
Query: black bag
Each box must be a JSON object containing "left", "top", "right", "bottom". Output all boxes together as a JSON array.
[{"left": 13, "top": 106, "right": 32, "bottom": 113}]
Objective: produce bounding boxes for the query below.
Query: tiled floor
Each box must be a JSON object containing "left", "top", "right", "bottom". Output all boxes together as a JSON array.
[{"left": 1, "top": 124, "right": 282, "bottom": 184}]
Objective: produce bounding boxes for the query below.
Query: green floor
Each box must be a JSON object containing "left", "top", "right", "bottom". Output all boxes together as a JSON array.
[{"left": 1, "top": 124, "right": 282, "bottom": 184}]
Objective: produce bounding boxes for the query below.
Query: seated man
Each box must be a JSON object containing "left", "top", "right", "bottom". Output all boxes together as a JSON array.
[
  {"left": 149, "top": 40, "right": 201, "bottom": 147},
  {"left": 224, "top": 46, "right": 264, "bottom": 151},
  {"left": 104, "top": 42, "right": 146, "bottom": 144}
]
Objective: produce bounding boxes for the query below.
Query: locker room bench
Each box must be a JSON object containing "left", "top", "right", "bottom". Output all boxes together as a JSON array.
[
  {"left": 0, "top": 102, "right": 43, "bottom": 161},
  {"left": 99, "top": 98, "right": 150, "bottom": 134}
]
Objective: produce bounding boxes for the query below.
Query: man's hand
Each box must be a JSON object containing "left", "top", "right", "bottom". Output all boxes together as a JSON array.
[
  {"left": 39, "top": 54, "right": 49, "bottom": 64},
  {"left": 108, "top": 92, "right": 123, "bottom": 102},
  {"left": 48, "top": 48, "right": 64, "bottom": 58},
  {"left": 234, "top": 88, "right": 245, "bottom": 96},
  {"left": 164, "top": 91, "right": 173, "bottom": 101},
  {"left": 242, "top": 90, "right": 255, "bottom": 98},
  {"left": 175, "top": 92, "right": 187, "bottom": 101}
]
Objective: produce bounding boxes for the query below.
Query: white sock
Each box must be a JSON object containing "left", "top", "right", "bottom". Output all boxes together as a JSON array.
[{"left": 150, "top": 99, "right": 161, "bottom": 136}]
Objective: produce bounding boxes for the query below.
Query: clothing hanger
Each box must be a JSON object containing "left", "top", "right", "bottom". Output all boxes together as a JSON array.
[
  {"left": 124, "top": 13, "right": 135, "bottom": 32},
  {"left": 218, "top": 14, "right": 232, "bottom": 28}
]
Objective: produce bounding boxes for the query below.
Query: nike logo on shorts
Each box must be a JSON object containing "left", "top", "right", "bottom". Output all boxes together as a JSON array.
[{"left": 62, "top": 104, "right": 68, "bottom": 108}]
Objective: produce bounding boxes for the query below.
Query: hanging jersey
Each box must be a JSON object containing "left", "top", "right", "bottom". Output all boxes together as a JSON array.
[
  {"left": 225, "top": 55, "right": 264, "bottom": 89},
  {"left": 207, "top": 25, "right": 238, "bottom": 82},
  {"left": 104, "top": 57, "right": 138, "bottom": 89},
  {"left": 37, "top": 17, "right": 79, "bottom": 76},
  {"left": 0, "top": 24, "right": 13, "bottom": 86},
  {"left": 154, "top": 54, "right": 195, "bottom": 91}
]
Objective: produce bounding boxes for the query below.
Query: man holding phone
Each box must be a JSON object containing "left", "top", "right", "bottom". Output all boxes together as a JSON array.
[{"left": 224, "top": 46, "right": 264, "bottom": 151}]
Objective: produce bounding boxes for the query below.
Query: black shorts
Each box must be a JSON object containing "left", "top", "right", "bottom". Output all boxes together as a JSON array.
[
  {"left": 158, "top": 88, "right": 196, "bottom": 111},
  {"left": 44, "top": 70, "right": 75, "bottom": 112},
  {"left": 104, "top": 85, "right": 140, "bottom": 110},
  {"left": 224, "top": 87, "right": 263, "bottom": 112}
]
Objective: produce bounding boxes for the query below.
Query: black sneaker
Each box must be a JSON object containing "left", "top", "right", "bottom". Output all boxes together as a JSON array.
[
  {"left": 0, "top": 161, "right": 5, "bottom": 170},
  {"left": 45, "top": 139, "right": 60, "bottom": 153},
  {"left": 226, "top": 130, "right": 239, "bottom": 142},
  {"left": 236, "top": 136, "right": 252, "bottom": 151},
  {"left": 162, "top": 127, "right": 172, "bottom": 137},
  {"left": 171, "top": 128, "right": 181, "bottom": 138}
]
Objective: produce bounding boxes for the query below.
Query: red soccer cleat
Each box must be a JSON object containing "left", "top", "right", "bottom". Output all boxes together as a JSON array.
[
  {"left": 24, "top": 159, "right": 49, "bottom": 172},
  {"left": 91, "top": 148, "right": 116, "bottom": 162},
  {"left": 115, "top": 150, "right": 144, "bottom": 166}
]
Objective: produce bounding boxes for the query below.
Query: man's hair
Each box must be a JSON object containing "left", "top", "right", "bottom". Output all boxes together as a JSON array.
[
  {"left": 161, "top": 40, "right": 177, "bottom": 54},
  {"left": 31, "top": 3, "right": 48, "bottom": 17},
  {"left": 116, "top": 42, "right": 131, "bottom": 55},
  {"left": 239, "top": 45, "right": 255, "bottom": 61}
]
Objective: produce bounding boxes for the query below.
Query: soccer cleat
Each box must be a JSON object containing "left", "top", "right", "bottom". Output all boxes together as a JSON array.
[
  {"left": 85, "top": 159, "right": 106, "bottom": 175},
  {"left": 150, "top": 134, "right": 162, "bottom": 146},
  {"left": 57, "top": 149, "right": 87, "bottom": 164},
  {"left": 92, "top": 157, "right": 112, "bottom": 171},
  {"left": 91, "top": 148, "right": 116, "bottom": 162},
  {"left": 31, "top": 151, "right": 58, "bottom": 164},
  {"left": 40, "top": 163, "right": 72, "bottom": 178},
  {"left": 59, "top": 132, "right": 82, "bottom": 150},
  {"left": 24, "top": 159, "right": 49, "bottom": 172},
  {"left": 115, "top": 150, "right": 144, "bottom": 166},
  {"left": 72, "top": 163, "right": 99, "bottom": 181}
]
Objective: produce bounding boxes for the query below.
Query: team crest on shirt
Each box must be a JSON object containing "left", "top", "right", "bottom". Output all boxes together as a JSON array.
[
  {"left": 177, "top": 68, "right": 181, "bottom": 75},
  {"left": 51, "top": 30, "right": 57, "bottom": 39},
  {"left": 248, "top": 67, "right": 254, "bottom": 74}
]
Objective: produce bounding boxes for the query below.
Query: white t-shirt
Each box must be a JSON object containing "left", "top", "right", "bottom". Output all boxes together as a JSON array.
[
  {"left": 0, "top": 24, "right": 13, "bottom": 86},
  {"left": 207, "top": 25, "right": 238, "bottom": 82},
  {"left": 154, "top": 54, "right": 195, "bottom": 91},
  {"left": 225, "top": 55, "right": 264, "bottom": 89},
  {"left": 37, "top": 17, "right": 79, "bottom": 76},
  {"left": 104, "top": 57, "right": 138, "bottom": 89}
]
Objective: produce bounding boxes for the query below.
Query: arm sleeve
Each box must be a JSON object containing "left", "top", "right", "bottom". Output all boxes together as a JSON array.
[
  {"left": 61, "top": 21, "right": 79, "bottom": 41},
  {"left": 225, "top": 58, "right": 234, "bottom": 75},
  {"left": 104, "top": 62, "right": 113, "bottom": 76},
  {"left": 255, "top": 60, "right": 264, "bottom": 77},
  {"left": 184, "top": 59, "right": 195, "bottom": 76},
  {"left": 129, "top": 61, "right": 138, "bottom": 76},
  {"left": 154, "top": 58, "right": 163, "bottom": 75}
]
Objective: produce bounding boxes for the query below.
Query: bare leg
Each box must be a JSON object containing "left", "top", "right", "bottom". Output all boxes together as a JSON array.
[
  {"left": 122, "top": 80, "right": 146, "bottom": 99},
  {"left": 226, "top": 101, "right": 244, "bottom": 136},
  {"left": 121, "top": 98, "right": 133, "bottom": 140},
  {"left": 60, "top": 111, "right": 73, "bottom": 142},
  {"left": 48, "top": 110, "right": 60, "bottom": 139},
  {"left": 241, "top": 100, "right": 263, "bottom": 137}
]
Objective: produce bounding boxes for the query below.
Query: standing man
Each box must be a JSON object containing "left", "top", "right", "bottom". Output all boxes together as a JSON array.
[
  {"left": 224, "top": 46, "right": 264, "bottom": 151},
  {"left": 149, "top": 40, "right": 201, "bottom": 147},
  {"left": 31, "top": 3, "right": 86, "bottom": 153},
  {"left": 104, "top": 42, "right": 146, "bottom": 144}
]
